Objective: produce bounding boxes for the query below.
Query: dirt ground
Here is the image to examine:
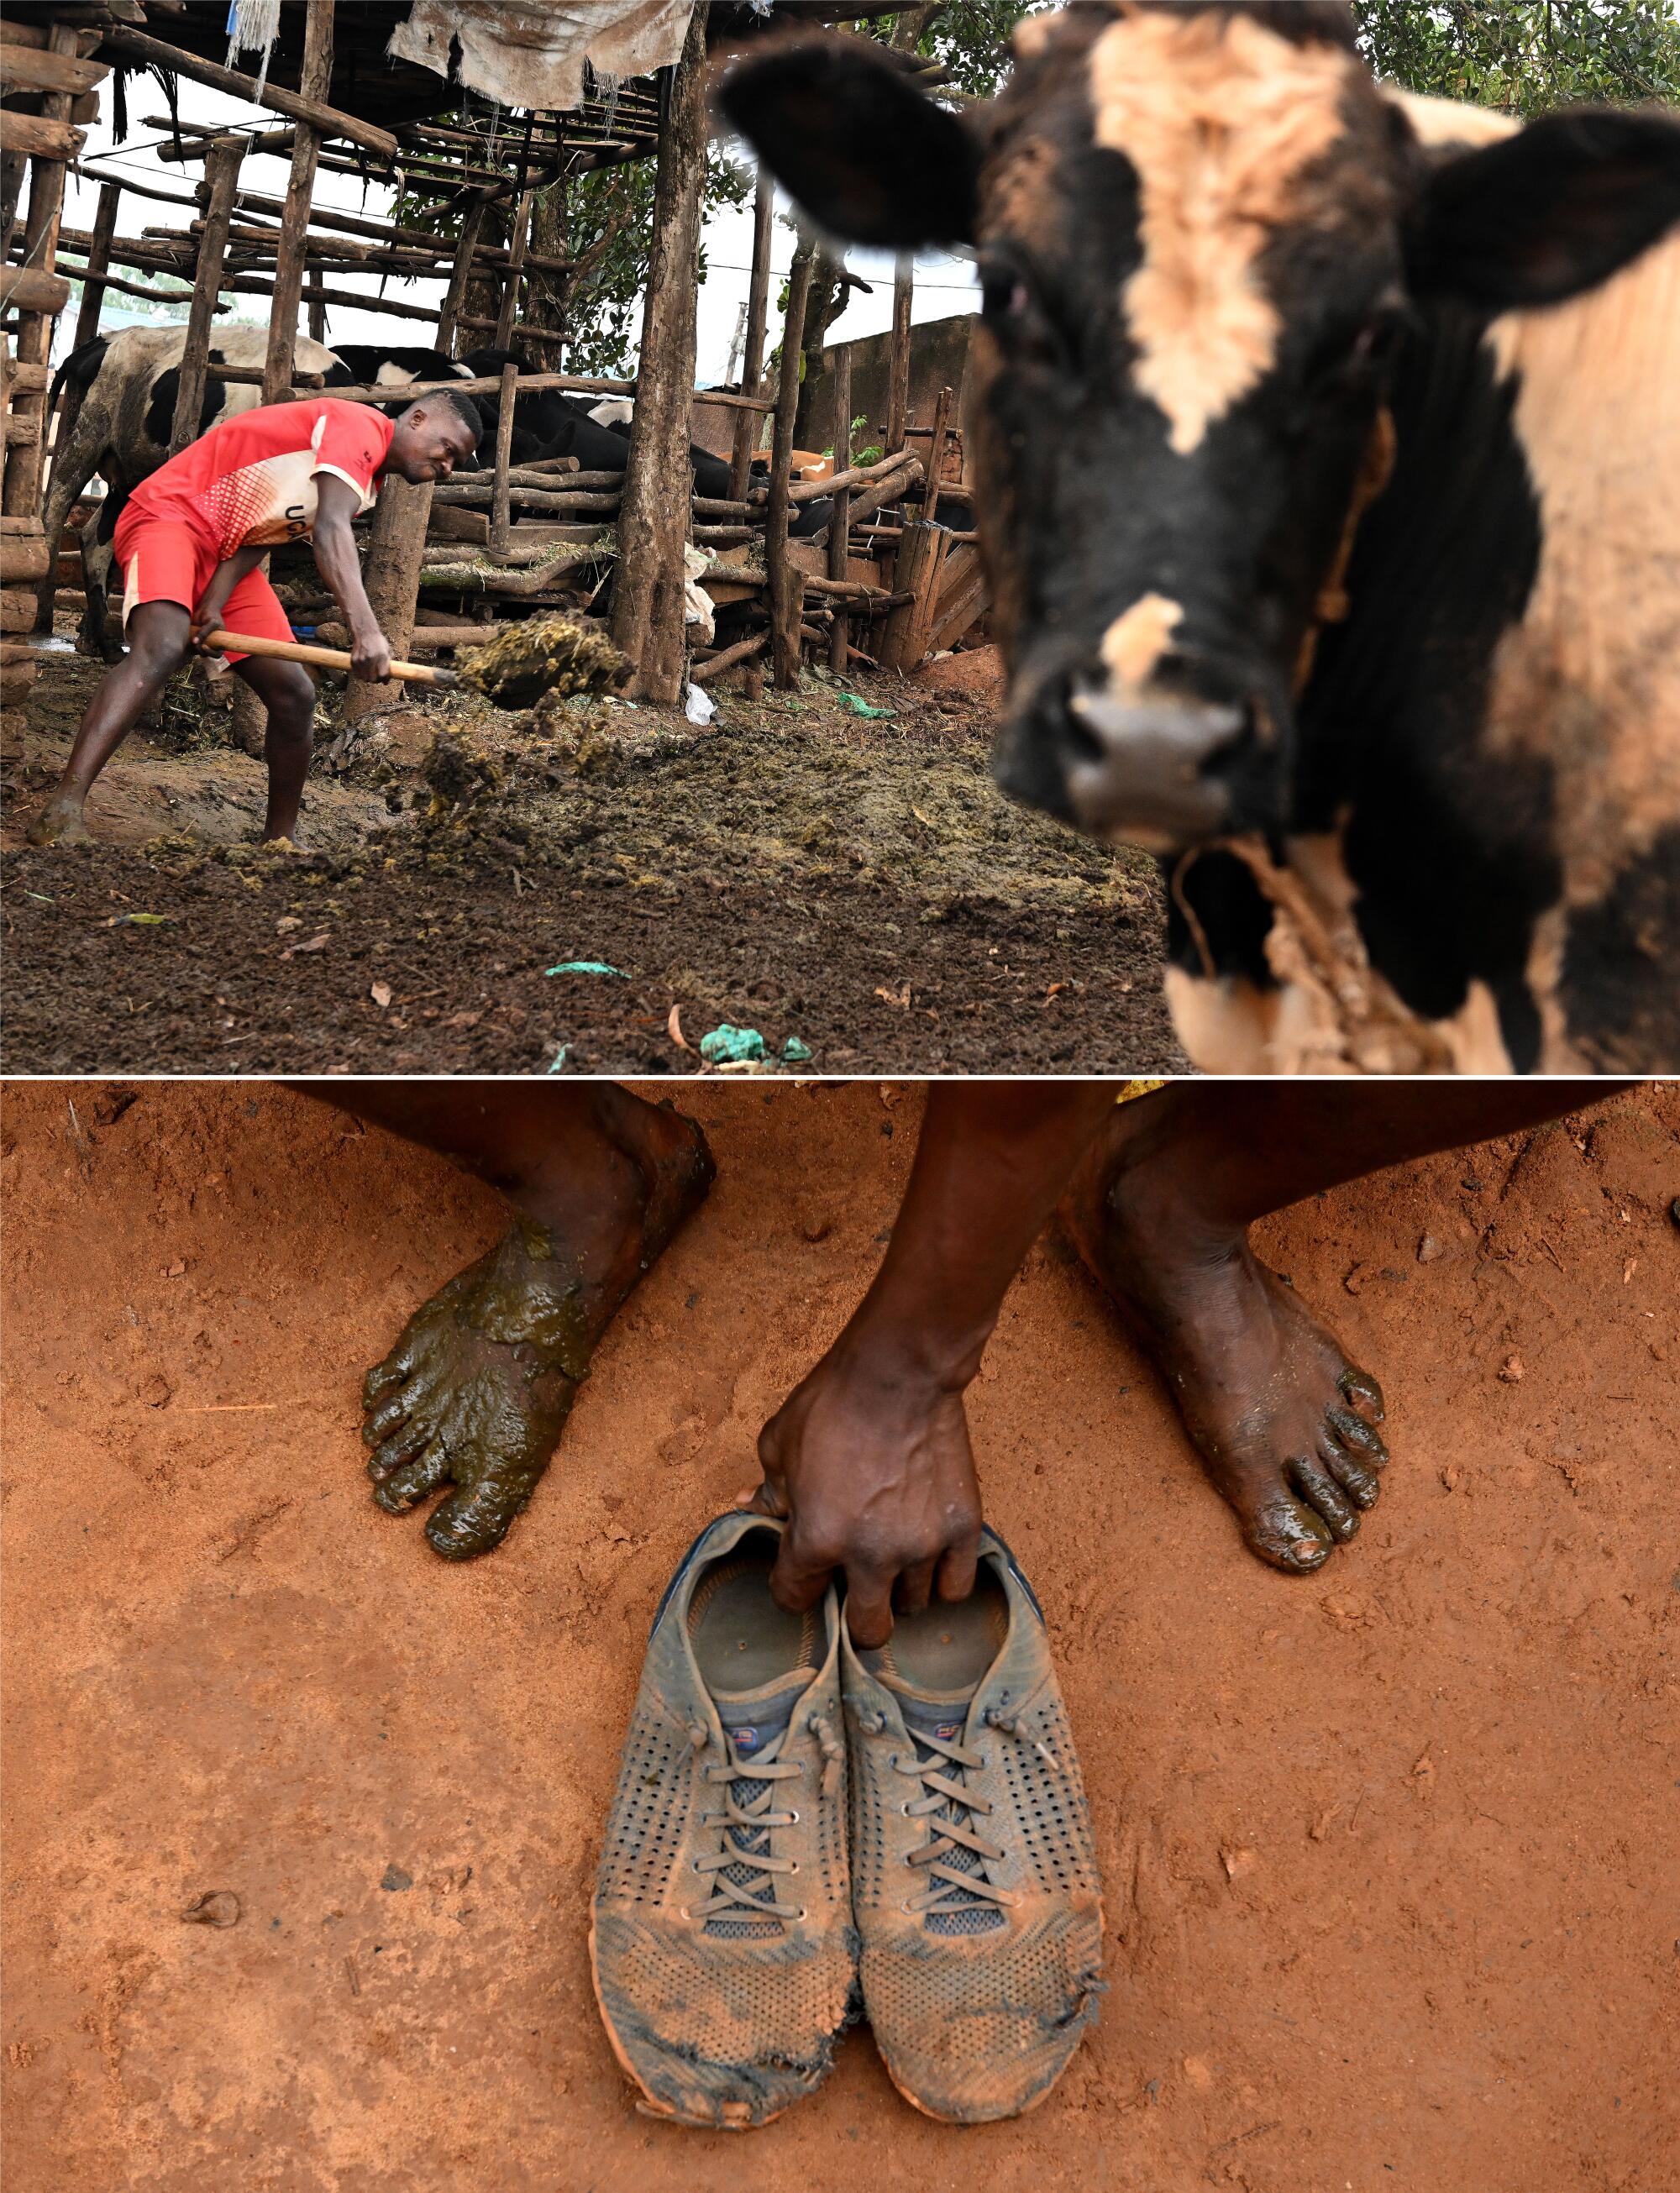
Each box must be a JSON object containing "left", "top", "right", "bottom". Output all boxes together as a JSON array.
[
  {"left": 3, "top": 1077, "right": 1675, "bottom": 2193},
  {"left": 0, "top": 648, "right": 1185, "bottom": 1076}
]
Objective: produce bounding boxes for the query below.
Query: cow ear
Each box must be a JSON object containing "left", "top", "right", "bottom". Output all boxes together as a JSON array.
[
  {"left": 718, "top": 38, "right": 979, "bottom": 249},
  {"left": 1406, "top": 108, "right": 1680, "bottom": 310}
]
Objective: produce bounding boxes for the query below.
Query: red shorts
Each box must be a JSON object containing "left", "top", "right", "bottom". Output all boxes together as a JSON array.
[{"left": 112, "top": 507, "right": 294, "bottom": 664}]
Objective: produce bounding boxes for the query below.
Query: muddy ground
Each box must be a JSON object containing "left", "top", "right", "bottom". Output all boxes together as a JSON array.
[
  {"left": 4, "top": 1077, "right": 1676, "bottom": 2193},
  {"left": 0, "top": 648, "right": 1186, "bottom": 1075}
]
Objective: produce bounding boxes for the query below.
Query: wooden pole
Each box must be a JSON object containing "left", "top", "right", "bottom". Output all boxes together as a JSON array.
[
  {"left": 68, "top": 182, "right": 120, "bottom": 350},
  {"left": 3, "top": 23, "right": 78, "bottom": 526},
  {"left": 727, "top": 175, "right": 773, "bottom": 502},
  {"left": 923, "top": 382, "right": 953, "bottom": 523},
  {"left": 169, "top": 138, "right": 245, "bottom": 457},
  {"left": 437, "top": 190, "right": 489, "bottom": 357},
  {"left": 886, "top": 256, "right": 913, "bottom": 454},
  {"left": 766, "top": 238, "right": 814, "bottom": 690},
  {"left": 495, "top": 187, "right": 533, "bottom": 352},
  {"left": 609, "top": 3, "right": 707, "bottom": 705},
  {"left": 490, "top": 358, "right": 518, "bottom": 557},
  {"left": 307, "top": 265, "right": 327, "bottom": 344},
  {"left": 261, "top": 0, "right": 333, "bottom": 403},
  {"left": 341, "top": 474, "right": 433, "bottom": 723},
  {"left": 827, "top": 342, "right": 852, "bottom": 674}
]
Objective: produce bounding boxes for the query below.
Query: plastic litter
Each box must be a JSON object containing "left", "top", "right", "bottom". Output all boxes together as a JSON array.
[
  {"left": 839, "top": 694, "right": 895, "bottom": 719},
  {"left": 699, "top": 1023, "right": 766, "bottom": 1064},
  {"left": 545, "top": 960, "right": 627, "bottom": 978},
  {"left": 685, "top": 682, "right": 716, "bottom": 727},
  {"left": 546, "top": 1045, "right": 570, "bottom": 1073},
  {"left": 698, "top": 1025, "right": 813, "bottom": 1068}
]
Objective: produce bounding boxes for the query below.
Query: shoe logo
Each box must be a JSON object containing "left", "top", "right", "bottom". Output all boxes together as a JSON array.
[
  {"left": 733, "top": 1726, "right": 759, "bottom": 1751},
  {"left": 935, "top": 1723, "right": 962, "bottom": 1742}
]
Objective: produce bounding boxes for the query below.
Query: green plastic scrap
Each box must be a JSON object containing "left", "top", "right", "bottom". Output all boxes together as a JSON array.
[
  {"left": 699, "top": 1026, "right": 813, "bottom": 1068},
  {"left": 546, "top": 1045, "right": 570, "bottom": 1073},
  {"left": 839, "top": 694, "right": 895, "bottom": 719},
  {"left": 700, "top": 1024, "right": 766, "bottom": 1064},
  {"left": 108, "top": 911, "right": 174, "bottom": 926},
  {"left": 544, "top": 959, "right": 627, "bottom": 978}
]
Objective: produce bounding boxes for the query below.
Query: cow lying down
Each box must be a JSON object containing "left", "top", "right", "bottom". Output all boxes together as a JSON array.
[{"left": 723, "top": 2, "right": 1680, "bottom": 1073}]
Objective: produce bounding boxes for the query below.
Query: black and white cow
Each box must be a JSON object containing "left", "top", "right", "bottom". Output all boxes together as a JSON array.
[
  {"left": 723, "top": 3, "right": 1680, "bottom": 1073},
  {"left": 39, "top": 324, "right": 343, "bottom": 654}
]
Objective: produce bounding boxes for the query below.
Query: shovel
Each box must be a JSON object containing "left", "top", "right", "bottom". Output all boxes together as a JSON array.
[
  {"left": 203, "top": 614, "right": 625, "bottom": 708},
  {"left": 202, "top": 627, "right": 460, "bottom": 689}
]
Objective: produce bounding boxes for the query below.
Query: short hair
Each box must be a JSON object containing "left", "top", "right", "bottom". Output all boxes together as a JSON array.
[{"left": 399, "top": 386, "right": 483, "bottom": 449}]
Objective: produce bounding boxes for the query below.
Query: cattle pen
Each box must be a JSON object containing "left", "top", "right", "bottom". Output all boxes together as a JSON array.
[
  {"left": 1, "top": 0, "right": 1183, "bottom": 1077},
  {"left": 3, "top": 0, "right": 990, "bottom": 718}
]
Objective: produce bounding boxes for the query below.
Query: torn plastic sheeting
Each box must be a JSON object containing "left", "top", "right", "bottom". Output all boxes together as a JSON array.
[
  {"left": 387, "top": 0, "right": 691, "bottom": 116},
  {"left": 545, "top": 960, "right": 627, "bottom": 978}
]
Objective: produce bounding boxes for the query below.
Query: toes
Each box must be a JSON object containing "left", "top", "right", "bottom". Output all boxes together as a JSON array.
[
  {"left": 1246, "top": 1494, "right": 1334, "bottom": 1574},
  {"left": 362, "top": 1386, "right": 419, "bottom": 1446},
  {"left": 1320, "top": 1435, "right": 1382, "bottom": 1509},
  {"left": 1327, "top": 1405, "right": 1388, "bottom": 1468},
  {"left": 1287, "top": 1453, "right": 1359, "bottom": 1541},
  {"left": 372, "top": 1444, "right": 452, "bottom": 1514},
  {"left": 424, "top": 1475, "right": 531, "bottom": 1561},
  {"left": 1338, "top": 1366, "right": 1385, "bottom": 1425},
  {"left": 365, "top": 1421, "right": 430, "bottom": 1482}
]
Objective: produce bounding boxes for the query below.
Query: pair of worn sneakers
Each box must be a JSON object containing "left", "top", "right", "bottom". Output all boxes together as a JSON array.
[{"left": 590, "top": 1511, "right": 1105, "bottom": 2129}]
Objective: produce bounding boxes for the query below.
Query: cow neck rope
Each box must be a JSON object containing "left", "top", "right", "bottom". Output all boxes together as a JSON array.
[{"left": 1169, "top": 407, "right": 1461, "bottom": 1070}]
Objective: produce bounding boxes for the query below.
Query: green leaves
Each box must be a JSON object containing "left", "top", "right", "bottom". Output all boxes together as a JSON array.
[{"left": 1352, "top": 0, "right": 1680, "bottom": 117}]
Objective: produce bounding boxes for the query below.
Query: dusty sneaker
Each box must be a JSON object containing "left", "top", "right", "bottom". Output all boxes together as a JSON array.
[
  {"left": 845, "top": 1528, "right": 1104, "bottom": 2122},
  {"left": 590, "top": 1513, "right": 855, "bottom": 2128}
]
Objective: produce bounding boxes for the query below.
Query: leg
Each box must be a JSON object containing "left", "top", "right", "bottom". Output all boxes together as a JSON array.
[
  {"left": 290, "top": 1081, "right": 714, "bottom": 1560},
  {"left": 232, "top": 654, "right": 316, "bottom": 844},
  {"left": 26, "top": 600, "right": 191, "bottom": 844},
  {"left": 1062, "top": 1080, "right": 1623, "bottom": 1572}
]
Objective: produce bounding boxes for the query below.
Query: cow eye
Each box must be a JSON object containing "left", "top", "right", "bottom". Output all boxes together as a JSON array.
[{"left": 1305, "top": 301, "right": 1405, "bottom": 392}]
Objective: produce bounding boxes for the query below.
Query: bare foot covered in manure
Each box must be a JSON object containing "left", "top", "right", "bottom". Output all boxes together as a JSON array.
[
  {"left": 1063, "top": 1139, "right": 1389, "bottom": 1574},
  {"left": 360, "top": 1112, "right": 713, "bottom": 1559},
  {"left": 25, "top": 795, "right": 92, "bottom": 847}
]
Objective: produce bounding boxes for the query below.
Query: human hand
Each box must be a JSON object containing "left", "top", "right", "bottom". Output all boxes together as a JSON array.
[
  {"left": 748, "top": 1331, "right": 982, "bottom": 1649},
  {"left": 351, "top": 622, "right": 393, "bottom": 681}
]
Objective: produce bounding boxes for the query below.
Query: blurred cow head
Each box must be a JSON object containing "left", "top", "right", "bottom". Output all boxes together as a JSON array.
[{"left": 722, "top": 3, "right": 1680, "bottom": 852}]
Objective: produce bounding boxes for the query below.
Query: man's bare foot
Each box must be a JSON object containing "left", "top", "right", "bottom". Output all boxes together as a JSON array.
[
  {"left": 360, "top": 1104, "right": 714, "bottom": 1559},
  {"left": 25, "top": 795, "right": 92, "bottom": 847},
  {"left": 1062, "top": 1120, "right": 1389, "bottom": 1573}
]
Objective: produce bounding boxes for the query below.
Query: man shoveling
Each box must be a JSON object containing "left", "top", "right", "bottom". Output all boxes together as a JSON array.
[{"left": 26, "top": 389, "right": 481, "bottom": 847}]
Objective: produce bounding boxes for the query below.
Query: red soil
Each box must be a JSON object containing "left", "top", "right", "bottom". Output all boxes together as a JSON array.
[{"left": 2, "top": 1078, "right": 1675, "bottom": 2192}]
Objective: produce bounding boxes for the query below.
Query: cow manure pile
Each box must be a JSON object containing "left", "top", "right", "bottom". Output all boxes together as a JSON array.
[
  {"left": 456, "top": 614, "right": 627, "bottom": 710},
  {"left": 365, "top": 686, "right": 1158, "bottom": 926}
]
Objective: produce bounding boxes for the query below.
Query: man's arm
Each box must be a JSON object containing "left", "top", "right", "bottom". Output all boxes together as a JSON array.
[
  {"left": 753, "top": 1083, "right": 1119, "bottom": 1646},
  {"left": 312, "top": 474, "right": 391, "bottom": 681},
  {"left": 191, "top": 543, "right": 269, "bottom": 645}
]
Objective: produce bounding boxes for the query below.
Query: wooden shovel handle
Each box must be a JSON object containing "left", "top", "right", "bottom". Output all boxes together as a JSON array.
[{"left": 202, "top": 627, "right": 460, "bottom": 687}]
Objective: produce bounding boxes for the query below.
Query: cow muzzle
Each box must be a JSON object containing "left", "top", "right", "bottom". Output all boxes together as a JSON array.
[{"left": 994, "top": 657, "right": 1272, "bottom": 852}]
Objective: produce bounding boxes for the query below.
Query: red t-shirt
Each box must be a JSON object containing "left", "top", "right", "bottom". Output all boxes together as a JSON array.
[{"left": 128, "top": 398, "right": 395, "bottom": 557}]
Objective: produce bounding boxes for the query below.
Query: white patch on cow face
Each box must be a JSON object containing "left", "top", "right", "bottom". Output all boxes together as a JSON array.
[
  {"left": 374, "top": 362, "right": 416, "bottom": 387},
  {"left": 1089, "top": 10, "right": 1357, "bottom": 454},
  {"left": 587, "top": 398, "right": 634, "bottom": 428},
  {"left": 1098, "top": 591, "right": 1182, "bottom": 692}
]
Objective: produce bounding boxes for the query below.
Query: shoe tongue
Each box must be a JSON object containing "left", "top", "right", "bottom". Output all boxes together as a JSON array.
[
  {"left": 859, "top": 1651, "right": 975, "bottom": 1749},
  {"left": 712, "top": 1669, "right": 815, "bottom": 1760}
]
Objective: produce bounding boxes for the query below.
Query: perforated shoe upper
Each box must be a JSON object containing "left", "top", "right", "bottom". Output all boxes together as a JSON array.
[
  {"left": 591, "top": 1512, "right": 856, "bottom": 2129},
  {"left": 843, "top": 1529, "right": 1104, "bottom": 2123}
]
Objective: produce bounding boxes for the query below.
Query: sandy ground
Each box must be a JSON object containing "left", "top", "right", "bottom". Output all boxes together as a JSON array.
[{"left": 3, "top": 1078, "right": 1676, "bottom": 2192}]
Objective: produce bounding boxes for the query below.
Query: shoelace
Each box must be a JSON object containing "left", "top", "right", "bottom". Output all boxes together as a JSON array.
[
  {"left": 683, "top": 1713, "right": 839, "bottom": 1927},
  {"left": 885, "top": 1707, "right": 1058, "bottom": 1918}
]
